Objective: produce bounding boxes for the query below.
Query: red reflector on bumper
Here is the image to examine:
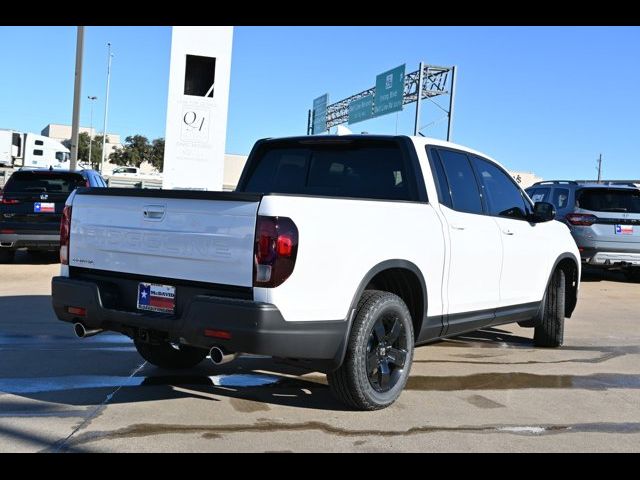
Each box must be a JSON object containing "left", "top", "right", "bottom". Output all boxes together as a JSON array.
[
  {"left": 67, "top": 306, "right": 86, "bottom": 316},
  {"left": 204, "top": 329, "right": 232, "bottom": 340}
]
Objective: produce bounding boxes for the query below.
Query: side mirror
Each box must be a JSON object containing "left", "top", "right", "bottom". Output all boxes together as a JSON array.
[{"left": 533, "top": 201, "right": 556, "bottom": 222}]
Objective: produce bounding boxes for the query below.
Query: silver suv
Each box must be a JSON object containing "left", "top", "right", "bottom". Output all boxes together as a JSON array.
[{"left": 526, "top": 181, "right": 640, "bottom": 279}]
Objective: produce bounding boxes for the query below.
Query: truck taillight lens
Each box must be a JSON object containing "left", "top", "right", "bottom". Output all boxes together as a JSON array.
[
  {"left": 0, "top": 196, "right": 19, "bottom": 204},
  {"left": 60, "top": 205, "right": 72, "bottom": 265},
  {"left": 566, "top": 213, "right": 598, "bottom": 226},
  {"left": 253, "top": 216, "right": 298, "bottom": 288}
]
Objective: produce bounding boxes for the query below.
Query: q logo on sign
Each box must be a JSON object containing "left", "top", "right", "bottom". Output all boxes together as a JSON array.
[{"left": 180, "top": 108, "right": 210, "bottom": 142}]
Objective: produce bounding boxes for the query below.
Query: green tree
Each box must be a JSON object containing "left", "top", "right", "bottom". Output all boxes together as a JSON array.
[
  {"left": 62, "top": 132, "right": 104, "bottom": 169},
  {"left": 149, "top": 138, "right": 165, "bottom": 172},
  {"left": 109, "top": 135, "right": 150, "bottom": 168}
]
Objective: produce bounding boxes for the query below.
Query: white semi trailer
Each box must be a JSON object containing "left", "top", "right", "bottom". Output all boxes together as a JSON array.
[{"left": 0, "top": 129, "right": 70, "bottom": 169}]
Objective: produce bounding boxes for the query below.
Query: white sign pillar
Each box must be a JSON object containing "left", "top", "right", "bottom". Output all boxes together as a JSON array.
[{"left": 162, "top": 26, "right": 233, "bottom": 190}]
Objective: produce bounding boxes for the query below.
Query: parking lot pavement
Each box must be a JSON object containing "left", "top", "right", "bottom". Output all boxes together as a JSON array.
[{"left": 1, "top": 254, "right": 639, "bottom": 452}]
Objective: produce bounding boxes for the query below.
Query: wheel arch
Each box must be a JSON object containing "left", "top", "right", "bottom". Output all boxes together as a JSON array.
[
  {"left": 549, "top": 252, "right": 580, "bottom": 318},
  {"left": 332, "top": 260, "right": 428, "bottom": 370}
]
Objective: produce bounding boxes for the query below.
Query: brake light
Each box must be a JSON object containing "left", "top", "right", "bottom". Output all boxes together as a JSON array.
[
  {"left": 566, "top": 213, "right": 598, "bottom": 226},
  {"left": 60, "top": 205, "right": 72, "bottom": 265},
  {"left": 253, "top": 216, "right": 298, "bottom": 288},
  {"left": 0, "top": 197, "right": 19, "bottom": 204}
]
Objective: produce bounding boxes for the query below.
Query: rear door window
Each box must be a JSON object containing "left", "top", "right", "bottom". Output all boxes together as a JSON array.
[
  {"left": 551, "top": 188, "right": 570, "bottom": 209},
  {"left": 435, "top": 148, "right": 483, "bottom": 214}
]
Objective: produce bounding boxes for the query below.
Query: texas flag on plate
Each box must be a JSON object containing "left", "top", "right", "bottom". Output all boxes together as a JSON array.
[
  {"left": 137, "top": 283, "right": 176, "bottom": 313},
  {"left": 34, "top": 202, "right": 55, "bottom": 213},
  {"left": 615, "top": 225, "right": 633, "bottom": 235}
]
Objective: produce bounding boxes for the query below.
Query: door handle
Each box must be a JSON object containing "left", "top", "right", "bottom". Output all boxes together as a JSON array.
[
  {"left": 143, "top": 205, "right": 166, "bottom": 221},
  {"left": 502, "top": 229, "right": 514, "bottom": 235},
  {"left": 450, "top": 224, "right": 465, "bottom": 231}
]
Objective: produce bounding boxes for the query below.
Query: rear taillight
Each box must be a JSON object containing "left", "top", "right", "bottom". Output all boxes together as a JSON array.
[
  {"left": 0, "top": 196, "right": 20, "bottom": 204},
  {"left": 60, "top": 205, "right": 72, "bottom": 265},
  {"left": 566, "top": 213, "right": 598, "bottom": 226},
  {"left": 253, "top": 216, "right": 298, "bottom": 288}
]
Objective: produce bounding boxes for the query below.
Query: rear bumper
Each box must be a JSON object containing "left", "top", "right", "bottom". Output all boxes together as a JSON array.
[
  {"left": 0, "top": 233, "right": 59, "bottom": 250},
  {"left": 579, "top": 246, "right": 640, "bottom": 266},
  {"left": 51, "top": 276, "right": 348, "bottom": 371}
]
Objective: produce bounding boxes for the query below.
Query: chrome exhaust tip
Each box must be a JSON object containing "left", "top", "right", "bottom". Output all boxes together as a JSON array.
[
  {"left": 209, "top": 346, "right": 237, "bottom": 365},
  {"left": 73, "top": 322, "right": 103, "bottom": 338}
]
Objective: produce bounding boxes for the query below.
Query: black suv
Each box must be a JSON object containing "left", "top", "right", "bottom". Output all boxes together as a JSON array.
[{"left": 0, "top": 168, "right": 106, "bottom": 263}]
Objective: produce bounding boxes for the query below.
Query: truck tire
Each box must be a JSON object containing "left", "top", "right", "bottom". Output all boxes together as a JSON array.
[
  {"left": 327, "top": 290, "right": 414, "bottom": 410},
  {"left": 0, "top": 250, "right": 15, "bottom": 264},
  {"left": 534, "top": 268, "right": 565, "bottom": 348},
  {"left": 134, "top": 340, "right": 207, "bottom": 369}
]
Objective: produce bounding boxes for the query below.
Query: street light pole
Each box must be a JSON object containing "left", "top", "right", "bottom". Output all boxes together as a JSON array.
[
  {"left": 70, "top": 26, "right": 85, "bottom": 172},
  {"left": 87, "top": 95, "right": 97, "bottom": 167},
  {"left": 100, "top": 42, "right": 113, "bottom": 175}
]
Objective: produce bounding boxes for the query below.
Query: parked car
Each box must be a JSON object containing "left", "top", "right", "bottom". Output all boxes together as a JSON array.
[
  {"left": 51, "top": 135, "right": 580, "bottom": 410},
  {"left": 526, "top": 181, "right": 640, "bottom": 279},
  {"left": 0, "top": 168, "right": 107, "bottom": 263}
]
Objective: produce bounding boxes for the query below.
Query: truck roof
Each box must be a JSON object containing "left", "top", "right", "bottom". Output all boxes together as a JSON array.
[{"left": 261, "top": 134, "right": 504, "bottom": 175}]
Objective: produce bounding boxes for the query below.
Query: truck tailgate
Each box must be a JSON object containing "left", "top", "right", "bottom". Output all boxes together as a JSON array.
[{"left": 69, "top": 190, "right": 261, "bottom": 287}]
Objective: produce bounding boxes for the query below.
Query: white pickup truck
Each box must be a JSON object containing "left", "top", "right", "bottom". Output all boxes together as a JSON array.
[{"left": 52, "top": 135, "right": 580, "bottom": 410}]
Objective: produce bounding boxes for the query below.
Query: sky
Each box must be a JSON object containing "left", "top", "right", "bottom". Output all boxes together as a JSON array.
[{"left": 0, "top": 26, "right": 638, "bottom": 180}]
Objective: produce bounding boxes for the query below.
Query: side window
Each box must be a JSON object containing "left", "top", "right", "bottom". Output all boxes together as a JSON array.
[
  {"left": 33, "top": 149, "right": 43, "bottom": 156},
  {"left": 471, "top": 156, "right": 532, "bottom": 220},
  {"left": 552, "top": 188, "right": 569, "bottom": 209},
  {"left": 526, "top": 187, "right": 550, "bottom": 203},
  {"left": 436, "top": 149, "right": 483, "bottom": 214},
  {"left": 35, "top": 140, "right": 44, "bottom": 146},
  {"left": 426, "top": 148, "right": 452, "bottom": 208}
]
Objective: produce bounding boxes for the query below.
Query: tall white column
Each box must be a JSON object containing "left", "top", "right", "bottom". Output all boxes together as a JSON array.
[{"left": 162, "top": 26, "right": 233, "bottom": 190}]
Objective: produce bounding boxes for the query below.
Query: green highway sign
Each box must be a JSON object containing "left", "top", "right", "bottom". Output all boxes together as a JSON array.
[
  {"left": 374, "top": 64, "right": 405, "bottom": 117},
  {"left": 348, "top": 96, "right": 374, "bottom": 124},
  {"left": 312, "top": 94, "right": 329, "bottom": 134}
]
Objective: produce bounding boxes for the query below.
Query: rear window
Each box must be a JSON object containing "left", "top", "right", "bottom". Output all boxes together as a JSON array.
[
  {"left": 577, "top": 188, "right": 640, "bottom": 213},
  {"left": 3, "top": 171, "right": 86, "bottom": 194},
  {"left": 239, "top": 140, "right": 418, "bottom": 201}
]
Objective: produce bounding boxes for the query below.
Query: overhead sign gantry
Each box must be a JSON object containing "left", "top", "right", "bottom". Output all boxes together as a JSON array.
[{"left": 309, "top": 62, "right": 457, "bottom": 140}]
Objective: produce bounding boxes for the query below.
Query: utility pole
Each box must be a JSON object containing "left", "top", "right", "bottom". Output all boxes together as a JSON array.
[
  {"left": 87, "top": 96, "right": 97, "bottom": 167},
  {"left": 100, "top": 42, "right": 113, "bottom": 175},
  {"left": 446, "top": 65, "right": 457, "bottom": 142},
  {"left": 414, "top": 62, "right": 424, "bottom": 135},
  {"left": 597, "top": 153, "right": 602, "bottom": 183},
  {"left": 70, "top": 26, "right": 85, "bottom": 172}
]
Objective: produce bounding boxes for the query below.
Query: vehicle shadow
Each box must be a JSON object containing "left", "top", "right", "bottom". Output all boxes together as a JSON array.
[
  {"left": 0, "top": 294, "right": 346, "bottom": 411},
  {"left": 432, "top": 327, "right": 534, "bottom": 349},
  {"left": 580, "top": 266, "right": 638, "bottom": 283},
  {"left": 11, "top": 250, "right": 59, "bottom": 265}
]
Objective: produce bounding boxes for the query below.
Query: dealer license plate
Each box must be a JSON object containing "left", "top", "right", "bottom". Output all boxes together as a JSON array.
[{"left": 137, "top": 283, "right": 176, "bottom": 314}]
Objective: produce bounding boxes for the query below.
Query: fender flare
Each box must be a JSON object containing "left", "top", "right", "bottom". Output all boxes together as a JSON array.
[{"left": 331, "top": 259, "right": 428, "bottom": 369}]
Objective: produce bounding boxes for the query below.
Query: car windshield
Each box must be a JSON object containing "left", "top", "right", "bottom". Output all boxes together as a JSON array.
[
  {"left": 577, "top": 188, "right": 640, "bottom": 213},
  {"left": 3, "top": 171, "right": 85, "bottom": 194}
]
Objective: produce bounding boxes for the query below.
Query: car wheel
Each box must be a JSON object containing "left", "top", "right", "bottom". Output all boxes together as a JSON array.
[
  {"left": 0, "top": 250, "right": 15, "bottom": 264},
  {"left": 134, "top": 340, "right": 208, "bottom": 369},
  {"left": 327, "top": 290, "right": 414, "bottom": 410},
  {"left": 534, "top": 268, "right": 565, "bottom": 348},
  {"left": 623, "top": 268, "right": 640, "bottom": 282}
]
